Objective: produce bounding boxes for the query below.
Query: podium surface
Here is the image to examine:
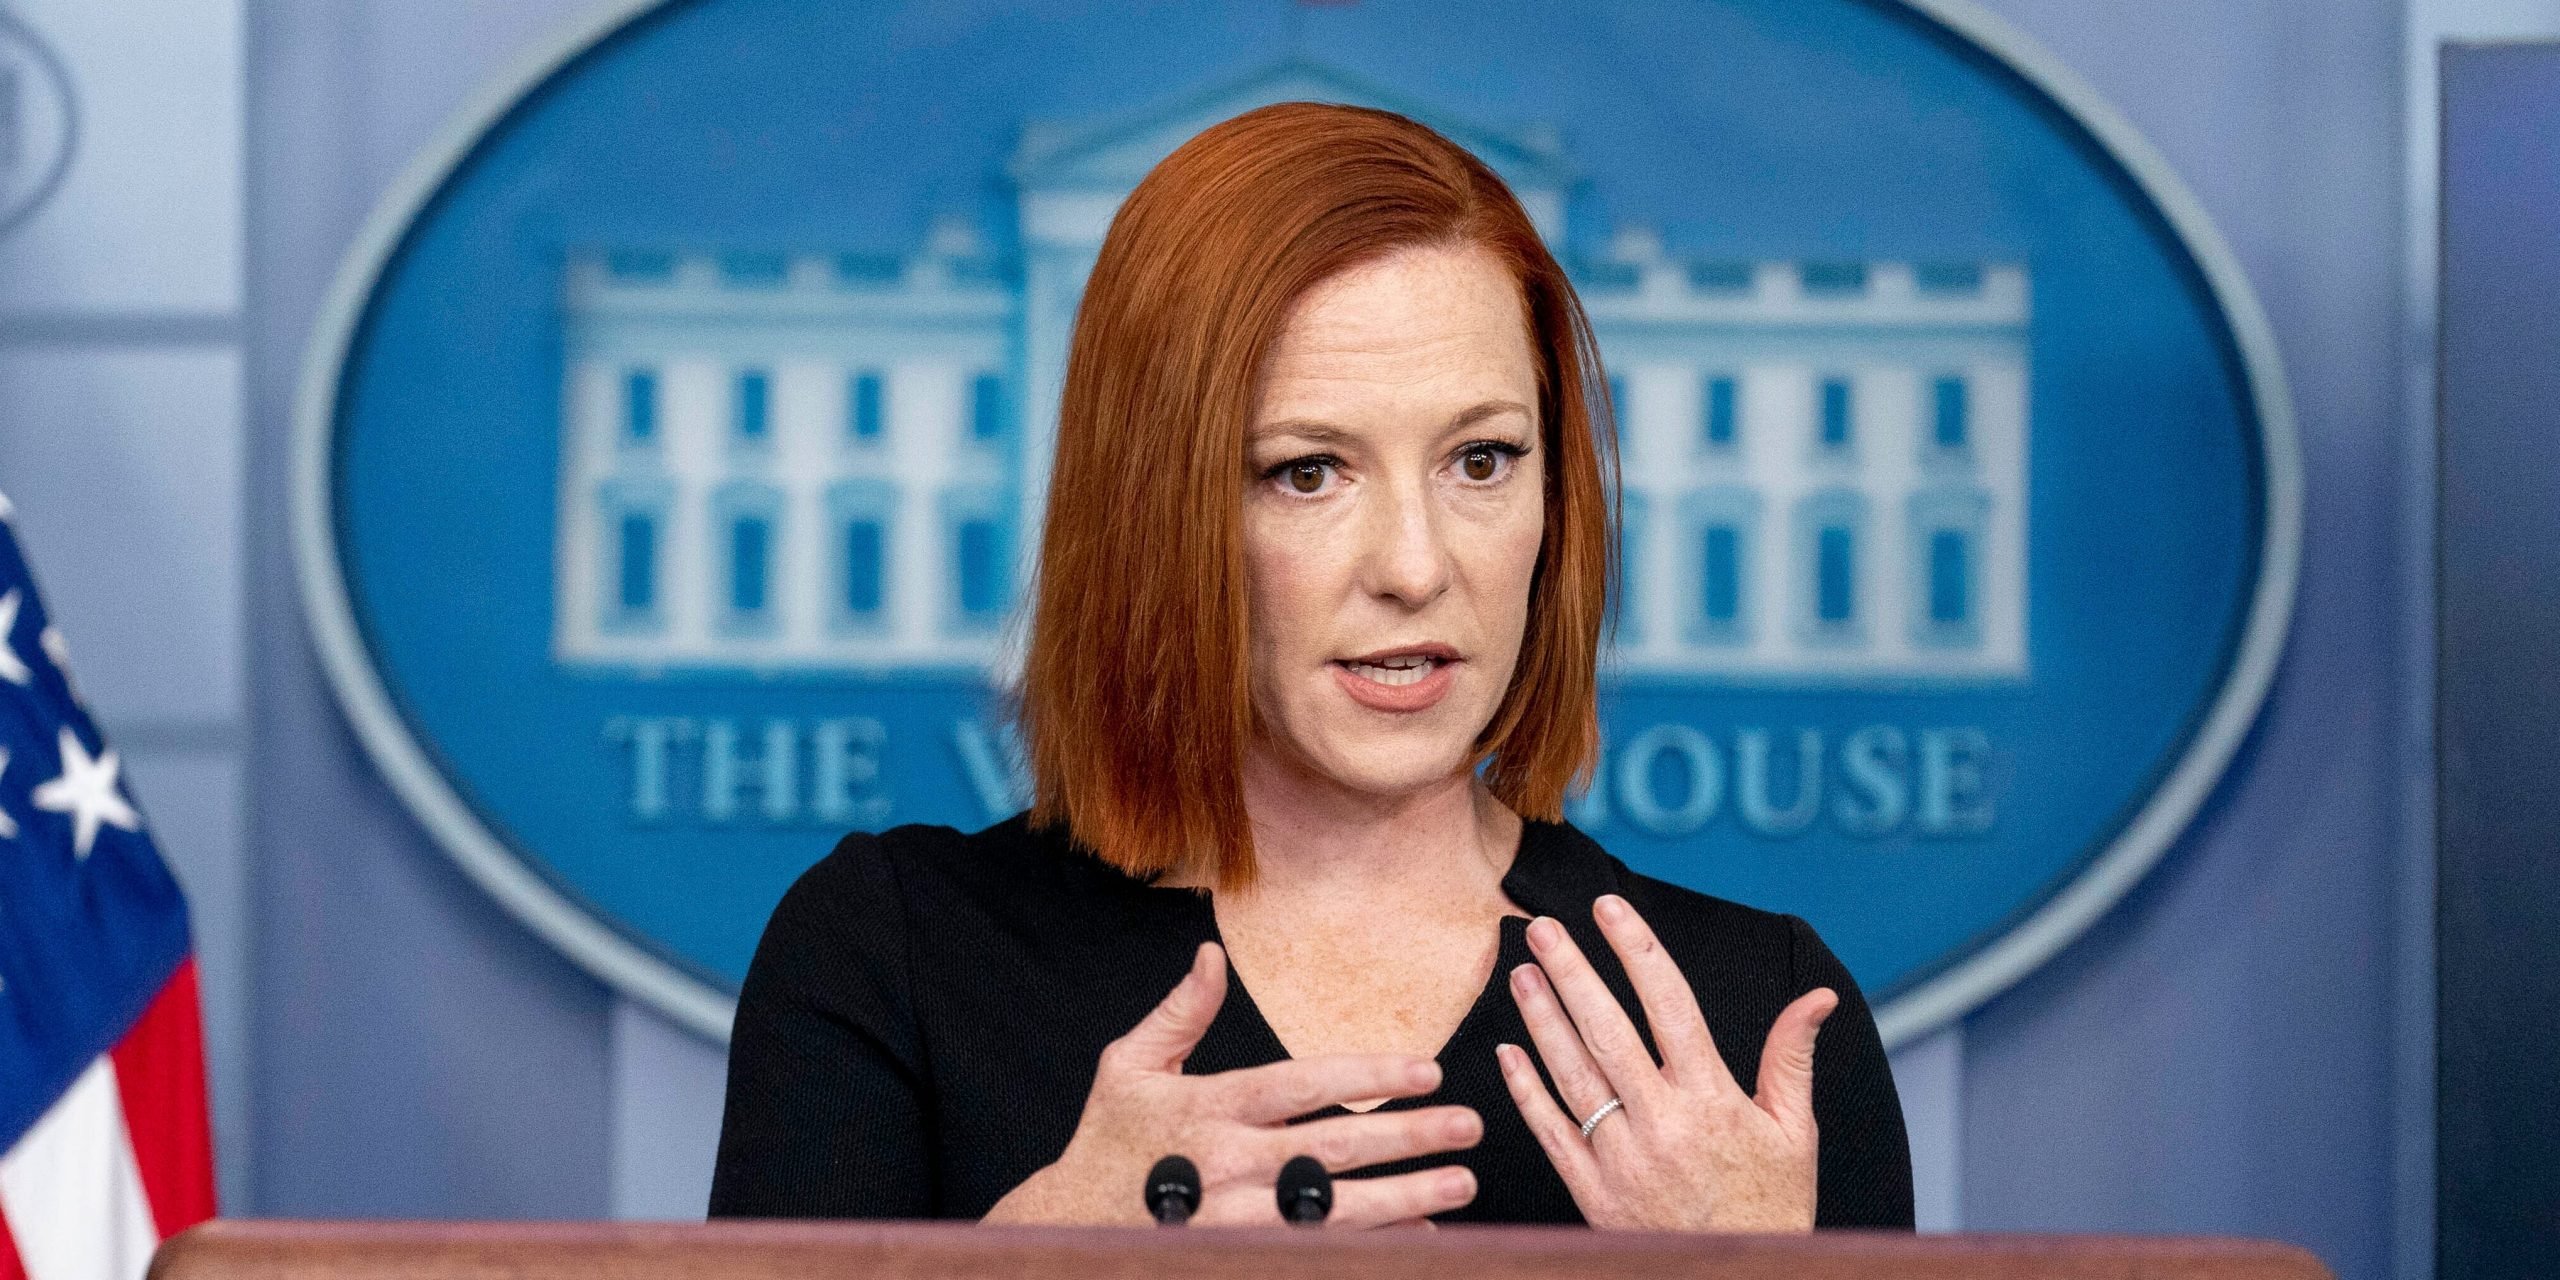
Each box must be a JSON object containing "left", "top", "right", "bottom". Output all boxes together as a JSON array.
[{"left": 154, "top": 1220, "right": 2332, "bottom": 1280}]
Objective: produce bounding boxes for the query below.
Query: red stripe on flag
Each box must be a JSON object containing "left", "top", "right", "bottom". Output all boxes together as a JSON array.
[
  {"left": 108, "top": 957, "right": 217, "bottom": 1235},
  {"left": 0, "top": 1201, "right": 26, "bottom": 1280}
]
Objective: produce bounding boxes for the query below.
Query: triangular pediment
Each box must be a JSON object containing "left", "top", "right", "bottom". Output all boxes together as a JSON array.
[{"left": 1008, "top": 58, "right": 1575, "bottom": 196}]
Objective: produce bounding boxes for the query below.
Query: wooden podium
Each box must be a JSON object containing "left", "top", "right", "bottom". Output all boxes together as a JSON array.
[{"left": 152, "top": 1220, "right": 2332, "bottom": 1280}]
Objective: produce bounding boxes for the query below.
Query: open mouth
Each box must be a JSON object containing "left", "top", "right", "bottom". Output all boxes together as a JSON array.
[
  {"left": 1338, "top": 654, "right": 1446, "bottom": 687},
  {"left": 1331, "top": 645, "right": 1461, "bottom": 712}
]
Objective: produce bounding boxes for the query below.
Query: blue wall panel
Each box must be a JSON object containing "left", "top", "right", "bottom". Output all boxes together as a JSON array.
[
  {"left": 243, "top": 0, "right": 618, "bottom": 1218},
  {"left": 1957, "top": 10, "right": 2407, "bottom": 1280}
]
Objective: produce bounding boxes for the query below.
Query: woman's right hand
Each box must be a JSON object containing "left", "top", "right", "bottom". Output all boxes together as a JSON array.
[{"left": 981, "top": 941, "right": 1484, "bottom": 1227}]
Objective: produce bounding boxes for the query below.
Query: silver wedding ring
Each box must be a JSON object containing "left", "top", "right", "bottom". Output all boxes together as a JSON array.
[{"left": 1579, "top": 1096, "right": 1623, "bottom": 1139}]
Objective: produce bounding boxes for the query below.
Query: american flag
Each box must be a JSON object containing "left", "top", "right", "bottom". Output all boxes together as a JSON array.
[{"left": 0, "top": 493, "right": 215, "bottom": 1280}]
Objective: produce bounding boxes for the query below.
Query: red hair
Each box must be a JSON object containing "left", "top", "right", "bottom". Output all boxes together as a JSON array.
[{"left": 1017, "top": 101, "right": 1617, "bottom": 887}]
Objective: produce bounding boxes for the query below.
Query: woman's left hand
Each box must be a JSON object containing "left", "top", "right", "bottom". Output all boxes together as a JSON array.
[{"left": 1495, "top": 893, "right": 1837, "bottom": 1231}]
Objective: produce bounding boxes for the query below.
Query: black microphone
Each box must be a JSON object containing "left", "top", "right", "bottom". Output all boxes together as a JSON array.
[
  {"left": 1275, "top": 1155, "right": 1332, "bottom": 1225},
  {"left": 1144, "top": 1154, "right": 1202, "bottom": 1226}
]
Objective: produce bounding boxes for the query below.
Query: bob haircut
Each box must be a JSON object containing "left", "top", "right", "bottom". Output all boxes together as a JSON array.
[{"left": 1018, "top": 100, "right": 1617, "bottom": 889}]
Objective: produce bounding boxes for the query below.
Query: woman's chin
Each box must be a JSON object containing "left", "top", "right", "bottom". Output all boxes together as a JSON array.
[{"left": 1289, "top": 736, "right": 1481, "bottom": 802}]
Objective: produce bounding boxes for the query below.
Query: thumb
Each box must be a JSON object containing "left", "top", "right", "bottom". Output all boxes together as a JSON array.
[
  {"left": 1753, "top": 987, "right": 1838, "bottom": 1134},
  {"left": 1113, "top": 942, "right": 1228, "bottom": 1072}
]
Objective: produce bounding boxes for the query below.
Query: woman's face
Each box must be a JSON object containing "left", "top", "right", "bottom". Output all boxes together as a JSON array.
[{"left": 1242, "top": 242, "right": 1547, "bottom": 802}]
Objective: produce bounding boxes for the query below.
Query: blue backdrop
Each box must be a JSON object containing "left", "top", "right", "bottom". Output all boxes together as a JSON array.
[
  {"left": 176, "top": 3, "right": 2427, "bottom": 1278},
  {"left": 322, "top": 0, "right": 2269, "bottom": 1027}
]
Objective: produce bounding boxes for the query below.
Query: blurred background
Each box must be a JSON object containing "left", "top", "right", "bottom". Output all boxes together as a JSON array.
[{"left": 0, "top": 3, "right": 2540, "bottom": 1279}]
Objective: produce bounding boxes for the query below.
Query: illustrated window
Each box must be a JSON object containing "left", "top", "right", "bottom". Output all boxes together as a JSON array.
[{"left": 849, "top": 370, "right": 886, "bottom": 443}]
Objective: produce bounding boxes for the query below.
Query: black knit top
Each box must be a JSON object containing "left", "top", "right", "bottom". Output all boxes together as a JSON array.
[{"left": 708, "top": 814, "right": 1914, "bottom": 1227}]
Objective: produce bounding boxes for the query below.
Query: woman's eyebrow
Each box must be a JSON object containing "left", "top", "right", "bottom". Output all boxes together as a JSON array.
[
  {"left": 1448, "top": 399, "right": 1533, "bottom": 430},
  {"left": 1249, "top": 419, "right": 1358, "bottom": 446},
  {"left": 1250, "top": 400, "right": 1532, "bottom": 445}
]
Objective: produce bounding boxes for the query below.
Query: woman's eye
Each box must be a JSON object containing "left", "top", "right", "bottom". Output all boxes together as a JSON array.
[
  {"left": 1270, "top": 458, "right": 1335, "bottom": 495},
  {"left": 1457, "top": 443, "right": 1520, "bottom": 483}
]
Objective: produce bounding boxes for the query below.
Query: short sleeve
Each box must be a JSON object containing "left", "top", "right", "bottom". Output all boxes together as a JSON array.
[
  {"left": 709, "top": 832, "right": 932, "bottom": 1217},
  {"left": 1784, "top": 914, "right": 1916, "bottom": 1229}
]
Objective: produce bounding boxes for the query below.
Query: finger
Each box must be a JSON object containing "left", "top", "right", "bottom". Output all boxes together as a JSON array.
[
  {"left": 1494, "top": 1042, "right": 1598, "bottom": 1189},
  {"left": 1216, "top": 1054, "right": 1442, "bottom": 1125},
  {"left": 1753, "top": 987, "right": 1840, "bottom": 1136},
  {"left": 1591, "top": 894, "right": 1729, "bottom": 1089},
  {"left": 1262, "top": 1105, "right": 1481, "bottom": 1175},
  {"left": 1524, "top": 916, "right": 1666, "bottom": 1104},
  {"left": 1109, "top": 942, "right": 1227, "bottom": 1072},
  {"left": 1186, "top": 1182, "right": 1285, "bottom": 1228},
  {"left": 1327, "top": 1165, "right": 1479, "bottom": 1228},
  {"left": 1507, "top": 963, "right": 1614, "bottom": 1121}
]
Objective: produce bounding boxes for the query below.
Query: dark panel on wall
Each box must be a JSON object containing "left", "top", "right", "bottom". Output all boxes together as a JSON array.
[{"left": 2438, "top": 40, "right": 2560, "bottom": 1279}]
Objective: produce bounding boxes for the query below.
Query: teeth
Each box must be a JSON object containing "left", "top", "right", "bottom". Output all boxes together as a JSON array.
[{"left": 1347, "top": 658, "right": 1439, "bottom": 687}]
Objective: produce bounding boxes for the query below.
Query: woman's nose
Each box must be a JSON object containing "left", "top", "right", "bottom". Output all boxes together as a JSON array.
[{"left": 1359, "top": 477, "right": 1454, "bottom": 606}]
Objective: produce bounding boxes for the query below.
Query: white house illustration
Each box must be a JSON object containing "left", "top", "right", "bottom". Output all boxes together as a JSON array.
[{"left": 552, "top": 60, "right": 2028, "bottom": 682}]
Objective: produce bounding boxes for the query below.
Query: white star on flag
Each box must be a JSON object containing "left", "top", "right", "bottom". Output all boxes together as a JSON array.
[
  {"left": 0, "top": 589, "right": 28, "bottom": 686},
  {"left": 32, "top": 726, "right": 141, "bottom": 859},
  {"left": 0, "top": 747, "right": 16, "bottom": 839},
  {"left": 41, "top": 624, "right": 78, "bottom": 702}
]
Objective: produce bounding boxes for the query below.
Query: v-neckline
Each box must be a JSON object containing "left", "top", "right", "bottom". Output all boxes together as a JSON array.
[
  {"left": 1200, "top": 913, "right": 1538, "bottom": 1116},
  {"left": 1080, "top": 815, "right": 1635, "bottom": 1097},
  {"left": 1160, "top": 819, "right": 1585, "bottom": 1114}
]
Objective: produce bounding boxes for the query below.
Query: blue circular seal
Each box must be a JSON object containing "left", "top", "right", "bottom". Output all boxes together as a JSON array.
[
  {"left": 0, "top": 10, "right": 79, "bottom": 241},
  {"left": 296, "top": 0, "right": 2297, "bottom": 1042}
]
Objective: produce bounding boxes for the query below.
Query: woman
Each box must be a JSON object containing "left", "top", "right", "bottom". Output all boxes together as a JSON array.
[{"left": 710, "top": 101, "right": 1913, "bottom": 1230}]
